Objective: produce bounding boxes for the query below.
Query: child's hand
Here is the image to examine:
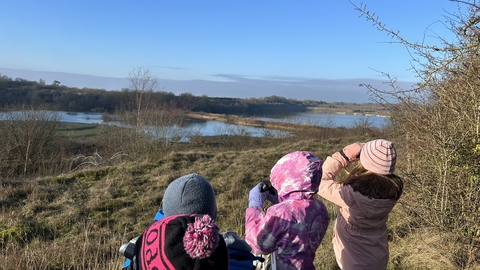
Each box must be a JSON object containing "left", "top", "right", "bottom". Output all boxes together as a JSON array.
[
  {"left": 248, "top": 182, "right": 269, "bottom": 208},
  {"left": 340, "top": 143, "right": 364, "bottom": 162}
]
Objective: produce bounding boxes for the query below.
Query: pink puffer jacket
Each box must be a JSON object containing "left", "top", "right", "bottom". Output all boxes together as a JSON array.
[{"left": 245, "top": 151, "right": 329, "bottom": 270}]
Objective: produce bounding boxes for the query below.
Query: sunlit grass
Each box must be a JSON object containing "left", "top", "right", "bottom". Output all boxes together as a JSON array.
[{"left": 0, "top": 121, "right": 478, "bottom": 269}]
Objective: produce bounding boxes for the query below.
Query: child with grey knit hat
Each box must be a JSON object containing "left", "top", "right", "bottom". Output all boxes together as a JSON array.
[
  {"left": 317, "top": 139, "right": 404, "bottom": 270},
  {"left": 121, "top": 173, "right": 222, "bottom": 270},
  {"left": 122, "top": 173, "right": 257, "bottom": 269}
]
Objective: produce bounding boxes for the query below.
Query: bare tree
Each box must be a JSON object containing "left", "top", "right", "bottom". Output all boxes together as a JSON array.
[
  {"left": 127, "top": 67, "right": 158, "bottom": 130},
  {"left": 106, "top": 67, "right": 194, "bottom": 161},
  {"left": 0, "top": 105, "right": 62, "bottom": 176}
]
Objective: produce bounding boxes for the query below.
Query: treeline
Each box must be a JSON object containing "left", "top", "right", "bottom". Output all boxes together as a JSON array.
[{"left": 0, "top": 75, "right": 326, "bottom": 115}]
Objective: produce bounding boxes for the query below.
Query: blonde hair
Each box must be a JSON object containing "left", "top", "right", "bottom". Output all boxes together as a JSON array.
[{"left": 336, "top": 163, "right": 403, "bottom": 200}]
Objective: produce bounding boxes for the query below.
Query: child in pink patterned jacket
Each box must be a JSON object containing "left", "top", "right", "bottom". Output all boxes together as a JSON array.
[
  {"left": 318, "top": 139, "right": 403, "bottom": 270},
  {"left": 245, "top": 151, "right": 329, "bottom": 270}
]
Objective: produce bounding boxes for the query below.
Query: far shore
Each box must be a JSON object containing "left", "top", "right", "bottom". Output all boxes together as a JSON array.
[
  {"left": 307, "top": 103, "right": 389, "bottom": 117},
  {"left": 186, "top": 112, "right": 303, "bottom": 131},
  {"left": 185, "top": 104, "right": 389, "bottom": 131}
]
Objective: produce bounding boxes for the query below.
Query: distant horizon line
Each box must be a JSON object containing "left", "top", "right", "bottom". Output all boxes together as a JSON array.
[{"left": 0, "top": 67, "right": 416, "bottom": 103}]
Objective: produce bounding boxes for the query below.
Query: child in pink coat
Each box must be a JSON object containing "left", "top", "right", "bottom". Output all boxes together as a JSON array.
[
  {"left": 318, "top": 139, "right": 403, "bottom": 270},
  {"left": 245, "top": 151, "right": 329, "bottom": 270}
]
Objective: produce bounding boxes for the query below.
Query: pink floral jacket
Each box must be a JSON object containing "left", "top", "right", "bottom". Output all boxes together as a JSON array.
[{"left": 245, "top": 151, "right": 329, "bottom": 270}]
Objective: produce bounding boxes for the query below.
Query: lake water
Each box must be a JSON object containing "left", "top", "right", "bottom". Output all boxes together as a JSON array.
[
  {"left": 255, "top": 112, "right": 387, "bottom": 128},
  {"left": 0, "top": 111, "right": 387, "bottom": 138}
]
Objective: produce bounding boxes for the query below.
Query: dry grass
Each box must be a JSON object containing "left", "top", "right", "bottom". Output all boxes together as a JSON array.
[{"left": 0, "top": 125, "right": 478, "bottom": 269}]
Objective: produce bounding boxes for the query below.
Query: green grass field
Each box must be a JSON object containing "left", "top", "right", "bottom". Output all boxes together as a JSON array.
[{"left": 56, "top": 122, "right": 100, "bottom": 138}]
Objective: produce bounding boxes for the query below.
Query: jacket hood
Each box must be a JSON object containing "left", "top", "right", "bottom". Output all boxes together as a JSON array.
[
  {"left": 270, "top": 151, "right": 323, "bottom": 201},
  {"left": 340, "top": 185, "right": 397, "bottom": 227}
]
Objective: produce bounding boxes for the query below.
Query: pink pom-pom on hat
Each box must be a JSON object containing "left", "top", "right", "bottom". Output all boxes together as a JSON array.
[
  {"left": 360, "top": 139, "right": 397, "bottom": 175},
  {"left": 183, "top": 215, "right": 220, "bottom": 259}
]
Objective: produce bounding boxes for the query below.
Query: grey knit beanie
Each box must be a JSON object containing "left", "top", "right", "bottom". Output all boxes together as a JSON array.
[{"left": 162, "top": 173, "right": 217, "bottom": 220}]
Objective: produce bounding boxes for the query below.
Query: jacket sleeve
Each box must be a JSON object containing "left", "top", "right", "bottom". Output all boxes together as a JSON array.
[
  {"left": 318, "top": 153, "right": 349, "bottom": 208},
  {"left": 245, "top": 206, "right": 288, "bottom": 254}
]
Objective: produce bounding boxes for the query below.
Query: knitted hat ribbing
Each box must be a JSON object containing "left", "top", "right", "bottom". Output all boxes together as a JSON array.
[
  {"left": 360, "top": 139, "right": 397, "bottom": 175},
  {"left": 162, "top": 174, "right": 217, "bottom": 219}
]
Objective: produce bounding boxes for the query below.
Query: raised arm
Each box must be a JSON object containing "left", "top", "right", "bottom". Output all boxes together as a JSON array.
[{"left": 318, "top": 143, "right": 363, "bottom": 208}]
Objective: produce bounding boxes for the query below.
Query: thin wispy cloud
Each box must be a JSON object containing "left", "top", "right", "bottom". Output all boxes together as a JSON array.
[{"left": 152, "top": 65, "right": 189, "bottom": 70}]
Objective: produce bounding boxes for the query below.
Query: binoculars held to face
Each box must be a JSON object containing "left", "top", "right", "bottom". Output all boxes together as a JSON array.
[{"left": 261, "top": 182, "right": 276, "bottom": 195}]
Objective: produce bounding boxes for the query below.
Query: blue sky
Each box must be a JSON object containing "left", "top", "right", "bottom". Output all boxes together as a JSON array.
[{"left": 0, "top": 1, "right": 459, "bottom": 102}]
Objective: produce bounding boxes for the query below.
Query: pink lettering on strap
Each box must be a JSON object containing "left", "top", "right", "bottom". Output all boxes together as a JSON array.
[{"left": 142, "top": 215, "right": 178, "bottom": 270}]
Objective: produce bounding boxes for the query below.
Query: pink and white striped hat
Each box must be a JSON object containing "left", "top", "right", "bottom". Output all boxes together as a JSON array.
[{"left": 360, "top": 139, "right": 397, "bottom": 175}]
